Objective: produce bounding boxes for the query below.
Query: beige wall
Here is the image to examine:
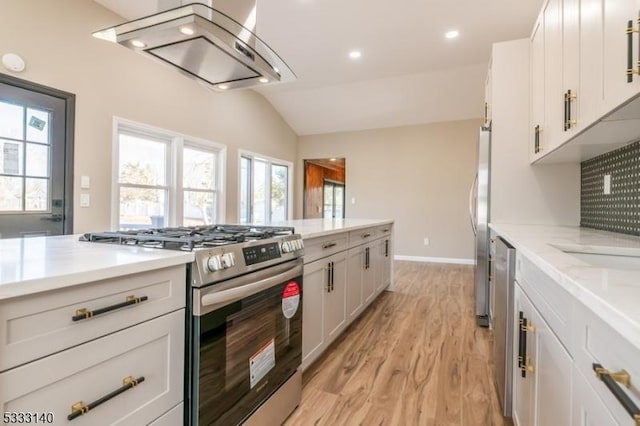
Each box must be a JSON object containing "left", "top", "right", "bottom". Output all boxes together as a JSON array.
[
  {"left": 0, "top": 0, "right": 297, "bottom": 232},
  {"left": 297, "top": 119, "right": 481, "bottom": 261}
]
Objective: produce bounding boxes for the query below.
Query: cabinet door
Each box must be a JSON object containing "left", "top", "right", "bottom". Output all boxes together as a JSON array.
[
  {"left": 543, "top": 0, "right": 564, "bottom": 151},
  {"left": 531, "top": 12, "right": 545, "bottom": 160},
  {"left": 580, "top": 0, "right": 604, "bottom": 127},
  {"left": 346, "top": 246, "right": 364, "bottom": 321},
  {"left": 485, "top": 58, "right": 493, "bottom": 126},
  {"left": 531, "top": 297, "right": 572, "bottom": 426},
  {"left": 374, "top": 238, "right": 392, "bottom": 294},
  {"left": 513, "top": 285, "right": 537, "bottom": 426},
  {"left": 602, "top": 0, "right": 640, "bottom": 113},
  {"left": 572, "top": 366, "right": 617, "bottom": 426},
  {"left": 363, "top": 245, "right": 376, "bottom": 305},
  {"left": 302, "top": 259, "right": 326, "bottom": 369},
  {"left": 324, "top": 252, "right": 347, "bottom": 344},
  {"left": 563, "top": 0, "right": 581, "bottom": 138}
]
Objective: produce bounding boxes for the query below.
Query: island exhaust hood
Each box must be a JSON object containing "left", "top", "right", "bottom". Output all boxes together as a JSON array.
[{"left": 93, "top": 1, "right": 295, "bottom": 91}]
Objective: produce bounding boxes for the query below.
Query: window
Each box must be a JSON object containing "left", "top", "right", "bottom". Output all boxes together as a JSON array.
[
  {"left": 113, "top": 118, "right": 225, "bottom": 230},
  {"left": 239, "top": 151, "right": 292, "bottom": 224},
  {"left": 0, "top": 101, "right": 51, "bottom": 212}
]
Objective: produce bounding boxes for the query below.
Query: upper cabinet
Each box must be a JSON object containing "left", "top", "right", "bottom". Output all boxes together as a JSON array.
[{"left": 529, "top": 0, "right": 640, "bottom": 163}]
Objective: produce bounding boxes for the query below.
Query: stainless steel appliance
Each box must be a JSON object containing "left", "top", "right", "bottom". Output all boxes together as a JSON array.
[
  {"left": 493, "top": 236, "right": 515, "bottom": 417},
  {"left": 469, "top": 124, "right": 491, "bottom": 327},
  {"left": 81, "top": 225, "right": 305, "bottom": 425},
  {"left": 92, "top": 1, "right": 295, "bottom": 91}
]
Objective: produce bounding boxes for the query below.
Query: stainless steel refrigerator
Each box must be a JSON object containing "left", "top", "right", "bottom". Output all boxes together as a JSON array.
[{"left": 469, "top": 125, "right": 491, "bottom": 327}]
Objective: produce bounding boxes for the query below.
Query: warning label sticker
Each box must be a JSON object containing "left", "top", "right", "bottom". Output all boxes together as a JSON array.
[
  {"left": 249, "top": 338, "right": 275, "bottom": 389},
  {"left": 282, "top": 281, "right": 300, "bottom": 319}
]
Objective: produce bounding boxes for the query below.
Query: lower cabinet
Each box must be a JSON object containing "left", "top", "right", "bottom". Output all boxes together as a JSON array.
[
  {"left": 302, "top": 251, "right": 347, "bottom": 370},
  {"left": 302, "top": 226, "right": 393, "bottom": 371},
  {"left": 571, "top": 366, "right": 617, "bottom": 426},
  {"left": 0, "top": 310, "right": 184, "bottom": 425},
  {"left": 513, "top": 283, "right": 572, "bottom": 426}
]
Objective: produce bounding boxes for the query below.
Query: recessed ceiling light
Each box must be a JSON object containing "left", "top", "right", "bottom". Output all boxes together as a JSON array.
[
  {"left": 445, "top": 30, "right": 459, "bottom": 39},
  {"left": 180, "top": 27, "right": 195, "bottom": 36},
  {"left": 131, "top": 39, "right": 146, "bottom": 48},
  {"left": 349, "top": 50, "right": 362, "bottom": 59},
  {"left": 259, "top": 77, "right": 269, "bottom": 83},
  {"left": 218, "top": 84, "right": 229, "bottom": 90},
  {"left": 329, "top": 158, "right": 337, "bottom": 161}
]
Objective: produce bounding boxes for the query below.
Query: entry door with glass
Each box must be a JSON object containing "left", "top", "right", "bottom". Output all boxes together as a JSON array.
[
  {"left": 323, "top": 180, "right": 345, "bottom": 219},
  {"left": 0, "top": 80, "right": 71, "bottom": 238}
]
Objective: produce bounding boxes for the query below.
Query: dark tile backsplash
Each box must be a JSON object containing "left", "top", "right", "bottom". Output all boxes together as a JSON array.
[{"left": 581, "top": 140, "right": 640, "bottom": 235}]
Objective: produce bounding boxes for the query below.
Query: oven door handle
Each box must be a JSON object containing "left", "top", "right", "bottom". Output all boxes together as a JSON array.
[{"left": 199, "top": 262, "right": 302, "bottom": 312}]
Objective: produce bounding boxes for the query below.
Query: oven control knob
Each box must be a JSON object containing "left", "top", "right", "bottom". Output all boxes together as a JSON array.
[
  {"left": 207, "top": 255, "right": 223, "bottom": 272},
  {"left": 281, "top": 241, "right": 292, "bottom": 253},
  {"left": 295, "top": 239, "right": 304, "bottom": 250},
  {"left": 221, "top": 252, "right": 235, "bottom": 268}
]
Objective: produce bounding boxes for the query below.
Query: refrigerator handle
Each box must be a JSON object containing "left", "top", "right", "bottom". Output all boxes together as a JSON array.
[{"left": 468, "top": 173, "right": 478, "bottom": 236}]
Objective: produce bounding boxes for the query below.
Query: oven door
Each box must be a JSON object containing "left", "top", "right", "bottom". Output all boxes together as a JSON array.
[{"left": 191, "top": 259, "right": 303, "bottom": 426}]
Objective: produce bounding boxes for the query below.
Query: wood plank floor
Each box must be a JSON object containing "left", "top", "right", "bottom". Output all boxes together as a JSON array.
[{"left": 284, "top": 261, "right": 511, "bottom": 426}]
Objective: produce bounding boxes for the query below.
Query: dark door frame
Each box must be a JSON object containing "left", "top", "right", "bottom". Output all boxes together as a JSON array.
[{"left": 0, "top": 73, "right": 76, "bottom": 234}]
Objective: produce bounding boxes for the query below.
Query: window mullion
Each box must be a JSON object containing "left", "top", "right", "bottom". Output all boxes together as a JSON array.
[
  {"left": 171, "top": 137, "right": 183, "bottom": 227},
  {"left": 265, "top": 160, "right": 272, "bottom": 223}
]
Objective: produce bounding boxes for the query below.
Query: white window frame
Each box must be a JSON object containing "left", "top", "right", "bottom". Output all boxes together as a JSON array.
[
  {"left": 111, "top": 117, "right": 226, "bottom": 230},
  {"left": 238, "top": 149, "right": 293, "bottom": 224}
]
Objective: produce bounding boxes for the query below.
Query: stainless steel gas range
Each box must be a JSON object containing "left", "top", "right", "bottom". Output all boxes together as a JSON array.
[{"left": 81, "top": 225, "right": 305, "bottom": 425}]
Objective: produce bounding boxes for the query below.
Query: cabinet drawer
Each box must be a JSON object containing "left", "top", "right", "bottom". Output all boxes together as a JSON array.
[
  {"left": 376, "top": 224, "right": 392, "bottom": 239},
  {"left": 349, "top": 227, "right": 377, "bottom": 247},
  {"left": 0, "top": 309, "right": 184, "bottom": 425},
  {"left": 573, "top": 301, "right": 640, "bottom": 426},
  {"left": 149, "top": 403, "right": 183, "bottom": 426},
  {"left": 0, "top": 265, "right": 185, "bottom": 371},
  {"left": 303, "top": 233, "right": 348, "bottom": 264},
  {"left": 516, "top": 253, "right": 573, "bottom": 353}
]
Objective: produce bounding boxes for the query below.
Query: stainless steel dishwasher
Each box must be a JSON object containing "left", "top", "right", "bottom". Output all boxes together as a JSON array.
[{"left": 493, "top": 236, "right": 515, "bottom": 417}]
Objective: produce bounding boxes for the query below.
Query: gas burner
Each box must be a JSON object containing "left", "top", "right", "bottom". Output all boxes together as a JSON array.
[{"left": 79, "top": 224, "right": 295, "bottom": 251}]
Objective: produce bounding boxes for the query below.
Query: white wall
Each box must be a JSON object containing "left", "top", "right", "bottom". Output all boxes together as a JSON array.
[
  {"left": 490, "top": 39, "right": 580, "bottom": 225},
  {"left": 0, "top": 0, "right": 298, "bottom": 232},
  {"left": 297, "top": 119, "right": 481, "bottom": 261}
]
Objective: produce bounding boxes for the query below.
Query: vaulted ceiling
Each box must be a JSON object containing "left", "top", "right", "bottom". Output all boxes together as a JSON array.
[{"left": 94, "top": 0, "right": 544, "bottom": 135}]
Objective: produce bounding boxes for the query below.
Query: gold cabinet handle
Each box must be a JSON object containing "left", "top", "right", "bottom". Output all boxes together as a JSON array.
[{"left": 593, "top": 363, "right": 639, "bottom": 425}]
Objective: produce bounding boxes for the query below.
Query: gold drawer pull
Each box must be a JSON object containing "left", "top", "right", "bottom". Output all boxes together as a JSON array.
[
  {"left": 72, "top": 295, "right": 148, "bottom": 321},
  {"left": 68, "top": 376, "right": 145, "bottom": 421},
  {"left": 593, "top": 363, "right": 639, "bottom": 425}
]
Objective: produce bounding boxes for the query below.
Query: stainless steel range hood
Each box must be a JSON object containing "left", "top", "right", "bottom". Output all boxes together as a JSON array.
[{"left": 93, "top": 1, "right": 295, "bottom": 91}]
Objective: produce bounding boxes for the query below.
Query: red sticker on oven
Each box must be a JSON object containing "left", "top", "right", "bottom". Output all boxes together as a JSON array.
[{"left": 282, "top": 281, "right": 300, "bottom": 319}]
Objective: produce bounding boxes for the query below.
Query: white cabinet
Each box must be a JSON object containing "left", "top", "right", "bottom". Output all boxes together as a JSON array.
[
  {"left": 302, "top": 244, "right": 348, "bottom": 371},
  {"left": 302, "top": 224, "right": 393, "bottom": 371},
  {"left": 0, "top": 266, "right": 187, "bottom": 424},
  {"left": 573, "top": 300, "right": 640, "bottom": 425},
  {"left": 0, "top": 310, "right": 184, "bottom": 425},
  {"left": 346, "top": 245, "right": 365, "bottom": 321},
  {"left": 513, "top": 283, "right": 572, "bottom": 426},
  {"left": 602, "top": 0, "right": 640, "bottom": 114},
  {"left": 485, "top": 57, "right": 493, "bottom": 126},
  {"left": 572, "top": 366, "right": 618, "bottom": 426},
  {"left": 543, "top": 0, "right": 564, "bottom": 152},
  {"left": 531, "top": 12, "right": 545, "bottom": 159},
  {"left": 563, "top": 0, "right": 580, "bottom": 139},
  {"left": 579, "top": 0, "right": 604, "bottom": 128}
]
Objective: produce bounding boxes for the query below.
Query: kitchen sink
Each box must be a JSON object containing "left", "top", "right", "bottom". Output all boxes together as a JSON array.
[{"left": 551, "top": 243, "right": 640, "bottom": 270}]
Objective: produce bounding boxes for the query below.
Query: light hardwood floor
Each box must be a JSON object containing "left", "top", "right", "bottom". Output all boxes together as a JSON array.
[{"left": 285, "top": 261, "right": 511, "bottom": 426}]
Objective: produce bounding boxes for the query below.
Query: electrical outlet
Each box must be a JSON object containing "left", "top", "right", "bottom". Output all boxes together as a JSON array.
[
  {"left": 80, "top": 193, "right": 90, "bottom": 208},
  {"left": 604, "top": 174, "right": 611, "bottom": 195},
  {"left": 423, "top": 237, "right": 430, "bottom": 246}
]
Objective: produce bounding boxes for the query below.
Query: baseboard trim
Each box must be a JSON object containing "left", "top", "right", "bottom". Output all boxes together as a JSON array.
[{"left": 394, "top": 255, "right": 475, "bottom": 265}]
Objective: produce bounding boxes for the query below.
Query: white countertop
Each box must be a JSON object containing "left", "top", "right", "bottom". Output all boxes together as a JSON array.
[
  {"left": 0, "top": 220, "right": 393, "bottom": 301},
  {"left": 0, "top": 235, "right": 194, "bottom": 301},
  {"left": 270, "top": 218, "right": 393, "bottom": 239},
  {"left": 490, "top": 224, "right": 640, "bottom": 351}
]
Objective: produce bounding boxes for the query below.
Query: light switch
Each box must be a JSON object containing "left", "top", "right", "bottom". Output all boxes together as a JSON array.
[
  {"left": 604, "top": 174, "right": 611, "bottom": 195},
  {"left": 80, "top": 175, "right": 91, "bottom": 189},
  {"left": 80, "top": 193, "right": 90, "bottom": 207}
]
